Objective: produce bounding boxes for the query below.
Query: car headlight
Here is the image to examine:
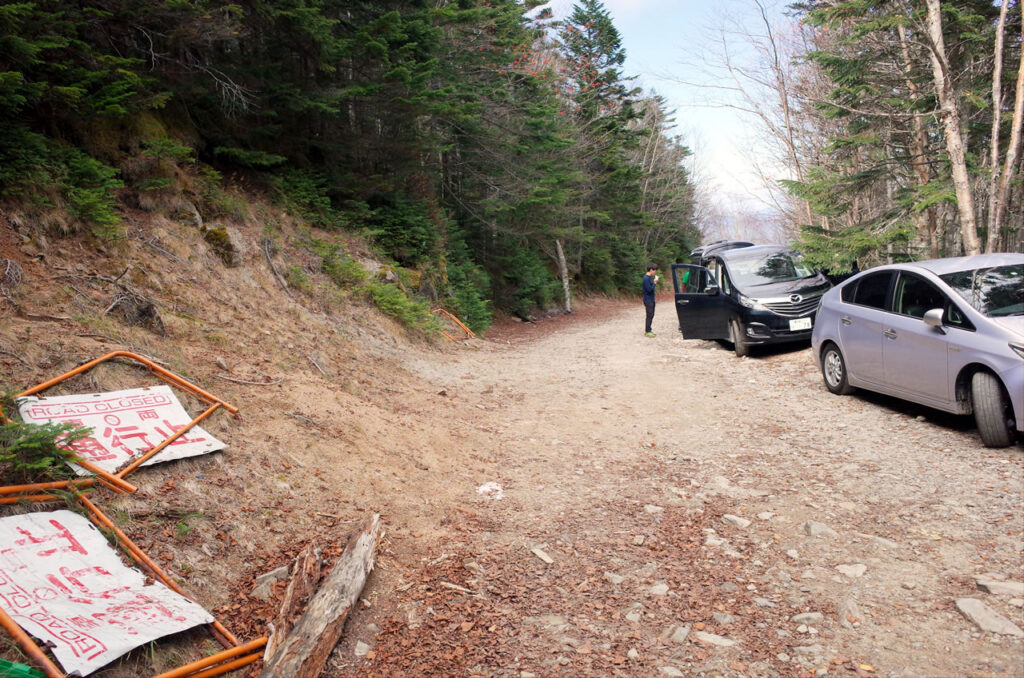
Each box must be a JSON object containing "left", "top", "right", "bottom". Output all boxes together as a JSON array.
[
  {"left": 1011, "top": 343, "right": 1024, "bottom": 360},
  {"left": 737, "top": 293, "right": 768, "bottom": 311}
]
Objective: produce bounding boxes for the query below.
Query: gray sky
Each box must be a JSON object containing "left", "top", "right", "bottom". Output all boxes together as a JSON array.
[{"left": 535, "top": 0, "right": 788, "bottom": 207}]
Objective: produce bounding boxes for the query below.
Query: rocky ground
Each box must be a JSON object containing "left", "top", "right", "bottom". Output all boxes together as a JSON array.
[
  {"left": 326, "top": 297, "right": 1024, "bottom": 678},
  {"left": 1, "top": 218, "right": 1021, "bottom": 678}
]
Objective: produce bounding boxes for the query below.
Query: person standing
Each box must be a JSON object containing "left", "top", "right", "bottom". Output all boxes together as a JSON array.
[{"left": 642, "top": 264, "right": 658, "bottom": 337}]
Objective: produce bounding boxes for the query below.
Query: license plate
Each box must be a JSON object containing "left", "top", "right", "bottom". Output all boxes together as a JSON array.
[{"left": 789, "top": 317, "right": 812, "bottom": 331}]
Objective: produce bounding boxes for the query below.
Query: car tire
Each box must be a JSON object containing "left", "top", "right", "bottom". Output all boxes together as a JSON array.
[
  {"left": 971, "top": 371, "right": 1016, "bottom": 448},
  {"left": 730, "top": 319, "right": 750, "bottom": 357},
  {"left": 820, "top": 342, "right": 854, "bottom": 395}
]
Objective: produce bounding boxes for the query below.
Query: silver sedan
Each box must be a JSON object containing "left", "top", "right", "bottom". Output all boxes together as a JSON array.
[{"left": 811, "top": 254, "right": 1024, "bottom": 447}]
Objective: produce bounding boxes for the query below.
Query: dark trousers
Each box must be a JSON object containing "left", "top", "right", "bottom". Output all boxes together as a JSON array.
[{"left": 644, "top": 300, "right": 655, "bottom": 332}]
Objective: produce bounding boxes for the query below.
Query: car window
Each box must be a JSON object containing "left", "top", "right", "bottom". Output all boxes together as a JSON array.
[
  {"left": 939, "top": 264, "right": 1024, "bottom": 317},
  {"left": 718, "top": 260, "right": 732, "bottom": 295},
  {"left": 944, "top": 301, "right": 975, "bottom": 331},
  {"left": 840, "top": 281, "right": 857, "bottom": 303},
  {"left": 678, "top": 267, "right": 715, "bottom": 294},
  {"left": 851, "top": 272, "right": 892, "bottom": 309},
  {"left": 893, "top": 273, "right": 946, "bottom": 318}
]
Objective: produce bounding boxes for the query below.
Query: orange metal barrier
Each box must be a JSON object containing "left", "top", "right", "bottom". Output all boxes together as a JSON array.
[
  {"left": 4, "top": 351, "right": 236, "bottom": 493},
  {"left": 0, "top": 492, "right": 265, "bottom": 678},
  {"left": 431, "top": 308, "right": 475, "bottom": 341}
]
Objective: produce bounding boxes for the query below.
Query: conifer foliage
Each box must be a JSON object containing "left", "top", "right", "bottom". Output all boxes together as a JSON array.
[{"left": 0, "top": 0, "right": 700, "bottom": 326}]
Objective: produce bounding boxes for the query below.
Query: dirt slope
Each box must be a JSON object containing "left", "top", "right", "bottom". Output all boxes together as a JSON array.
[{"left": 1, "top": 217, "right": 1022, "bottom": 678}]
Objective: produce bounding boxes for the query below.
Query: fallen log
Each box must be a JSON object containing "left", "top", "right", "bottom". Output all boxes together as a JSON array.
[
  {"left": 259, "top": 514, "right": 381, "bottom": 678},
  {"left": 264, "top": 543, "right": 322, "bottom": 662}
]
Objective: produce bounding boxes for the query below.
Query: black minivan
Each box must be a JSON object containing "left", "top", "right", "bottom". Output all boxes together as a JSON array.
[{"left": 672, "top": 244, "right": 832, "bottom": 356}]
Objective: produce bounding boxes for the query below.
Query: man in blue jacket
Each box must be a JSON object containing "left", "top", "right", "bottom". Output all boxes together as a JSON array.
[{"left": 642, "top": 264, "right": 658, "bottom": 337}]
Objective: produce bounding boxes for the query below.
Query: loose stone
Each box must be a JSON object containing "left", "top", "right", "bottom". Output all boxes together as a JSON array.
[
  {"left": 956, "top": 598, "right": 1024, "bottom": 637},
  {"left": 976, "top": 579, "right": 1024, "bottom": 596},
  {"left": 722, "top": 514, "right": 751, "bottom": 528},
  {"left": 804, "top": 521, "right": 838, "bottom": 537},
  {"left": 691, "top": 631, "right": 736, "bottom": 647},
  {"left": 669, "top": 624, "right": 692, "bottom": 644},
  {"left": 837, "top": 563, "right": 867, "bottom": 578}
]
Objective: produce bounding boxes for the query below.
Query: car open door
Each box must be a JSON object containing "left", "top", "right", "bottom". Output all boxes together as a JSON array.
[{"left": 672, "top": 264, "right": 731, "bottom": 340}]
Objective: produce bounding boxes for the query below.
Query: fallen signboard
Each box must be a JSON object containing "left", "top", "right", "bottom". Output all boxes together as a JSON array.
[
  {"left": 0, "top": 510, "right": 215, "bottom": 676},
  {"left": 18, "top": 385, "right": 225, "bottom": 476}
]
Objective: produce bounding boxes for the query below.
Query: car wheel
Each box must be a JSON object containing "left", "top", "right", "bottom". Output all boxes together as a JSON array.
[
  {"left": 971, "top": 371, "right": 1016, "bottom": 448},
  {"left": 820, "top": 342, "right": 854, "bottom": 395},
  {"left": 730, "top": 319, "right": 750, "bottom": 357}
]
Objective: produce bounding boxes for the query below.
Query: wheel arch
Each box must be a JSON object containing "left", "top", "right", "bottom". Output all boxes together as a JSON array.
[{"left": 956, "top": 364, "right": 1014, "bottom": 418}]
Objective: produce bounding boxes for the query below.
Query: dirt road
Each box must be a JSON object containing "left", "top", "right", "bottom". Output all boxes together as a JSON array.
[{"left": 333, "top": 297, "right": 1024, "bottom": 677}]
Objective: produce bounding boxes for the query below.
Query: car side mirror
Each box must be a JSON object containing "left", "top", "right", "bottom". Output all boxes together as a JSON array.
[
  {"left": 923, "top": 308, "right": 947, "bottom": 334},
  {"left": 705, "top": 284, "right": 719, "bottom": 296}
]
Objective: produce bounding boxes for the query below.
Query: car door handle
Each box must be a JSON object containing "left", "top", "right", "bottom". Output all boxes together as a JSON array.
[
  {"left": 678, "top": 300, "right": 689, "bottom": 305},
  {"left": 840, "top": 315, "right": 852, "bottom": 325},
  {"left": 883, "top": 328, "right": 897, "bottom": 339}
]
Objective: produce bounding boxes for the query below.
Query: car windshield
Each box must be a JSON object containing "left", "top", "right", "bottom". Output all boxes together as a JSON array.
[
  {"left": 727, "top": 250, "right": 816, "bottom": 288},
  {"left": 939, "top": 264, "right": 1024, "bottom": 317}
]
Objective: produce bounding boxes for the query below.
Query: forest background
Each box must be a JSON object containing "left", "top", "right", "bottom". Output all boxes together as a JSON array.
[{"left": 0, "top": 0, "right": 1021, "bottom": 333}]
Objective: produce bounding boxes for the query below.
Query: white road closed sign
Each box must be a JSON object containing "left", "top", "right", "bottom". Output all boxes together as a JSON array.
[
  {"left": 18, "top": 385, "right": 225, "bottom": 476},
  {"left": 0, "top": 510, "right": 214, "bottom": 675}
]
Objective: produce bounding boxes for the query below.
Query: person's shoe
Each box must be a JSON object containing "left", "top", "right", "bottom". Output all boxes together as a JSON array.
[{"left": 645, "top": 331, "right": 656, "bottom": 337}]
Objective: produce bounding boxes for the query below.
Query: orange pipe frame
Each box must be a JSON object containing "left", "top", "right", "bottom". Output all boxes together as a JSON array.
[
  {"left": 9, "top": 350, "right": 237, "bottom": 491},
  {"left": 0, "top": 493, "right": 260, "bottom": 678},
  {"left": 76, "top": 494, "right": 240, "bottom": 650},
  {"left": 177, "top": 653, "right": 262, "bottom": 678},
  {"left": 17, "top": 351, "right": 238, "bottom": 414},
  {"left": 0, "top": 479, "right": 94, "bottom": 495},
  {"left": 0, "top": 491, "right": 91, "bottom": 505},
  {"left": 115, "top": 401, "right": 222, "bottom": 478},
  {"left": 0, "top": 606, "right": 65, "bottom": 678},
  {"left": 152, "top": 637, "right": 267, "bottom": 678},
  {"left": 431, "top": 308, "right": 475, "bottom": 340}
]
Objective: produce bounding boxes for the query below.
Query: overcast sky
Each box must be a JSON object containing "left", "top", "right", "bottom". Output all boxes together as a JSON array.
[{"left": 534, "top": 0, "right": 791, "bottom": 210}]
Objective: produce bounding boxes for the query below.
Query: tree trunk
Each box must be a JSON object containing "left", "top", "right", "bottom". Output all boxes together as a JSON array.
[
  {"left": 555, "top": 238, "right": 572, "bottom": 314},
  {"left": 925, "top": 0, "right": 981, "bottom": 255},
  {"left": 260, "top": 514, "right": 381, "bottom": 678},
  {"left": 993, "top": 6, "right": 1024, "bottom": 253},
  {"left": 898, "top": 24, "right": 940, "bottom": 258},
  {"left": 986, "top": 0, "right": 1010, "bottom": 253}
]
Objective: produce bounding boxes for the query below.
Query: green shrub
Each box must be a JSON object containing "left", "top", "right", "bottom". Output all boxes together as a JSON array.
[
  {"left": 317, "top": 243, "right": 368, "bottom": 288},
  {"left": 0, "top": 132, "right": 123, "bottom": 236},
  {"left": 272, "top": 169, "right": 341, "bottom": 229},
  {"left": 367, "top": 195, "right": 440, "bottom": 267},
  {"left": 213, "top": 147, "right": 286, "bottom": 169},
  {"left": 580, "top": 246, "right": 618, "bottom": 295},
  {"left": 63, "top": 147, "right": 124, "bottom": 237},
  {"left": 284, "top": 265, "right": 312, "bottom": 292},
  {"left": 0, "top": 420, "right": 91, "bottom": 485},
  {"left": 142, "top": 138, "right": 193, "bottom": 163},
  {"left": 197, "top": 167, "right": 245, "bottom": 220},
  {"left": 501, "top": 248, "right": 559, "bottom": 318},
  {"left": 447, "top": 258, "right": 492, "bottom": 332},
  {"left": 365, "top": 281, "right": 441, "bottom": 334}
]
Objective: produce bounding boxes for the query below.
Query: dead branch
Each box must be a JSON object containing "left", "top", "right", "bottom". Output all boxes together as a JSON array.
[
  {"left": 0, "top": 349, "right": 30, "bottom": 366},
  {"left": 286, "top": 412, "right": 323, "bottom": 429},
  {"left": 263, "top": 240, "right": 293, "bottom": 298},
  {"left": 103, "top": 284, "right": 166, "bottom": 336},
  {"left": 2, "top": 294, "right": 72, "bottom": 323},
  {"left": 138, "top": 236, "right": 186, "bottom": 264},
  {"left": 1, "top": 258, "right": 23, "bottom": 294},
  {"left": 307, "top": 355, "right": 328, "bottom": 377},
  {"left": 214, "top": 374, "right": 285, "bottom": 386}
]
